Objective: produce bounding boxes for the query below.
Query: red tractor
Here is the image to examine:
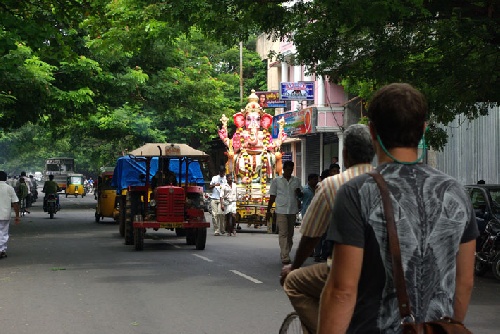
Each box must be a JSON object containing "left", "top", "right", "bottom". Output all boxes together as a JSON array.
[{"left": 119, "top": 143, "right": 211, "bottom": 251}]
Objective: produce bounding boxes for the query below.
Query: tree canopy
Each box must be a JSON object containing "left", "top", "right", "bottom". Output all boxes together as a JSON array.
[
  {"left": 0, "top": 0, "right": 498, "bottom": 174},
  {"left": 0, "top": 0, "right": 266, "bottom": 174},
  {"left": 176, "top": 0, "right": 499, "bottom": 148}
]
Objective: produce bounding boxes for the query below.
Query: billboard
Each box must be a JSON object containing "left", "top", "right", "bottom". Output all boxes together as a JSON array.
[
  {"left": 280, "top": 82, "right": 314, "bottom": 101},
  {"left": 255, "top": 91, "right": 287, "bottom": 108},
  {"left": 271, "top": 107, "right": 317, "bottom": 138}
]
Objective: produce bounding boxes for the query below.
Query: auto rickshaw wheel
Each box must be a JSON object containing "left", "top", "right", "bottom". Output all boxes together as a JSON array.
[
  {"left": 95, "top": 212, "right": 100, "bottom": 223},
  {"left": 65, "top": 194, "right": 68, "bottom": 198},
  {"left": 134, "top": 228, "right": 145, "bottom": 251},
  {"left": 195, "top": 228, "right": 207, "bottom": 250}
]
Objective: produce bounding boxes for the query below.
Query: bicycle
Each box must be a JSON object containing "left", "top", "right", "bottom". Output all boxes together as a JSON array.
[{"left": 279, "top": 312, "right": 305, "bottom": 334}]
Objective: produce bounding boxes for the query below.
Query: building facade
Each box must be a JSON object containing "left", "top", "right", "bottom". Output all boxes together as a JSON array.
[{"left": 256, "top": 34, "right": 362, "bottom": 183}]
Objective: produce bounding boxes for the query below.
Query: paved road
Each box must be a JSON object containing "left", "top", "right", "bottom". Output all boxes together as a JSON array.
[{"left": 0, "top": 194, "right": 498, "bottom": 334}]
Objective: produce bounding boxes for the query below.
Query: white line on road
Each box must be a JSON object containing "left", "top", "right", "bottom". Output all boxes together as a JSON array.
[
  {"left": 192, "top": 254, "right": 213, "bottom": 262},
  {"left": 230, "top": 270, "right": 263, "bottom": 284}
]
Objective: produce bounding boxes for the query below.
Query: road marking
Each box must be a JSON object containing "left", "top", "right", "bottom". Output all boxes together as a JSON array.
[
  {"left": 192, "top": 254, "right": 213, "bottom": 262},
  {"left": 230, "top": 270, "right": 263, "bottom": 284}
]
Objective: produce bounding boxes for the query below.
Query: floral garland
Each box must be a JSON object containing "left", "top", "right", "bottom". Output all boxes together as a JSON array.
[
  {"left": 261, "top": 129, "right": 269, "bottom": 198},
  {"left": 239, "top": 127, "right": 252, "bottom": 200}
]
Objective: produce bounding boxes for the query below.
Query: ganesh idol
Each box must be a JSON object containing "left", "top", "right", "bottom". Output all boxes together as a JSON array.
[{"left": 218, "top": 90, "right": 287, "bottom": 186}]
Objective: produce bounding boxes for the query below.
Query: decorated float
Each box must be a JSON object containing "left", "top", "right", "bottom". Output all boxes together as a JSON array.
[{"left": 218, "top": 90, "right": 287, "bottom": 232}]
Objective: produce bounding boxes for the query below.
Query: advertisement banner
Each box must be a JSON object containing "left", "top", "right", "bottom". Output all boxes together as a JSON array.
[
  {"left": 255, "top": 91, "right": 287, "bottom": 108},
  {"left": 271, "top": 107, "right": 317, "bottom": 138},
  {"left": 280, "top": 82, "right": 314, "bottom": 101}
]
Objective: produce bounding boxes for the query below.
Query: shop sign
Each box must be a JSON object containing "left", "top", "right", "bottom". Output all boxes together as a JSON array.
[
  {"left": 282, "top": 152, "right": 293, "bottom": 162},
  {"left": 271, "top": 107, "right": 317, "bottom": 138},
  {"left": 280, "top": 82, "right": 314, "bottom": 101},
  {"left": 255, "top": 91, "right": 287, "bottom": 108}
]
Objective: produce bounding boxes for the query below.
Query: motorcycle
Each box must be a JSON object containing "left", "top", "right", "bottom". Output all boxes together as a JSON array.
[
  {"left": 475, "top": 219, "right": 500, "bottom": 280},
  {"left": 31, "top": 187, "right": 38, "bottom": 202},
  {"left": 44, "top": 193, "right": 59, "bottom": 219}
]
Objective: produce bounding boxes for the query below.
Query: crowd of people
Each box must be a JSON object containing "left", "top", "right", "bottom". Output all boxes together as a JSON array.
[
  {"left": 270, "top": 83, "right": 478, "bottom": 333},
  {"left": 0, "top": 171, "right": 69, "bottom": 259},
  {"left": 205, "top": 83, "right": 477, "bottom": 333}
]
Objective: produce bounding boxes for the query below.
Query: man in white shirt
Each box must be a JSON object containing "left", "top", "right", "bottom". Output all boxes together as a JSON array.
[
  {"left": 266, "top": 161, "right": 302, "bottom": 264},
  {"left": 209, "top": 166, "right": 227, "bottom": 236},
  {"left": 222, "top": 174, "right": 238, "bottom": 236},
  {"left": 0, "top": 171, "right": 20, "bottom": 258}
]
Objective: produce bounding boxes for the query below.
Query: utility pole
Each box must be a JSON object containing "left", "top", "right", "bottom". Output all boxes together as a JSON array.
[{"left": 239, "top": 41, "right": 243, "bottom": 104}]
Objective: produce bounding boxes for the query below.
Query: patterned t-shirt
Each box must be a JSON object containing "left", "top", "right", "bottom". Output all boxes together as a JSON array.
[{"left": 328, "top": 163, "right": 479, "bottom": 333}]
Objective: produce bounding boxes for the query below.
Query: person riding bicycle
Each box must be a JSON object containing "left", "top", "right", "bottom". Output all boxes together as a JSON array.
[
  {"left": 29, "top": 175, "right": 38, "bottom": 201},
  {"left": 42, "top": 175, "right": 61, "bottom": 210},
  {"left": 16, "top": 177, "right": 30, "bottom": 215},
  {"left": 280, "top": 124, "right": 375, "bottom": 334}
]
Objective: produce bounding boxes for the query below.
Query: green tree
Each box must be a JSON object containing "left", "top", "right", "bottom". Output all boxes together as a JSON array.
[
  {"left": 164, "top": 0, "right": 499, "bottom": 149},
  {"left": 0, "top": 0, "right": 268, "bottom": 174}
]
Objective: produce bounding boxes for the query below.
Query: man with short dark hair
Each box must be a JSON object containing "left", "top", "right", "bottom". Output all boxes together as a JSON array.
[
  {"left": 0, "top": 171, "right": 20, "bottom": 258},
  {"left": 267, "top": 160, "right": 302, "bottom": 264},
  {"left": 318, "top": 83, "right": 478, "bottom": 333},
  {"left": 328, "top": 163, "right": 340, "bottom": 176}
]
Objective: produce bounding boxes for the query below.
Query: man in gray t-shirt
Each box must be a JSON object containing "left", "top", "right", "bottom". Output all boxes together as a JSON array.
[
  {"left": 326, "top": 163, "right": 477, "bottom": 333},
  {"left": 318, "top": 83, "right": 478, "bottom": 333}
]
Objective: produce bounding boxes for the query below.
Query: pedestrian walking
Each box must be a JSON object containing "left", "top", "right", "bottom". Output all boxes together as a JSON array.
[
  {"left": 318, "top": 83, "right": 478, "bottom": 333},
  {"left": 209, "top": 165, "right": 227, "bottom": 236},
  {"left": 266, "top": 160, "right": 302, "bottom": 265},
  {"left": 0, "top": 171, "right": 20, "bottom": 259},
  {"left": 222, "top": 174, "right": 237, "bottom": 236}
]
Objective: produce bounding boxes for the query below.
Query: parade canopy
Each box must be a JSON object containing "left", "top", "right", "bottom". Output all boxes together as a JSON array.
[{"left": 128, "top": 143, "right": 208, "bottom": 158}]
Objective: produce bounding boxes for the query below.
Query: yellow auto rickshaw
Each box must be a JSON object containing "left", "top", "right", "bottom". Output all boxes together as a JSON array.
[
  {"left": 95, "top": 171, "right": 119, "bottom": 223},
  {"left": 66, "top": 173, "right": 85, "bottom": 198}
]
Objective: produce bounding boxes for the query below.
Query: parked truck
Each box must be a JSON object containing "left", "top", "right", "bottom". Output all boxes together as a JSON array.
[{"left": 112, "top": 143, "right": 210, "bottom": 251}]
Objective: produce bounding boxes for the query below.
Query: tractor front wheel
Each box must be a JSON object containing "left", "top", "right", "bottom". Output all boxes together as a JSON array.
[
  {"left": 195, "top": 228, "right": 207, "bottom": 250},
  {"left": 186, "top": 229, "right": 196, "bottom": 245}
]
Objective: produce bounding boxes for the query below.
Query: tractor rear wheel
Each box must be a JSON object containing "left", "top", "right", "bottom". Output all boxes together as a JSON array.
[
  {"left": 125, "top": 192, "right": 140, "bottom": 245},
  {"left": 134, "top": 228, "right": 145, "bottom": 251}
]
